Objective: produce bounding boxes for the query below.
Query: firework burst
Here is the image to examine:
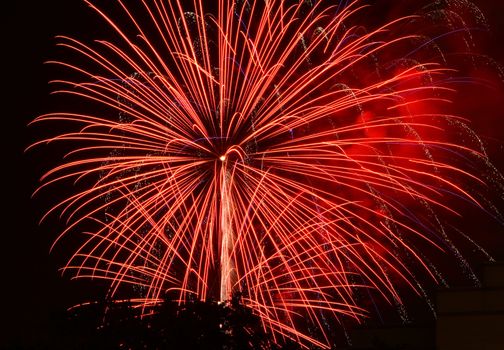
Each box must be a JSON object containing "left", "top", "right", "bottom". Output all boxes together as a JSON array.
[{"left": 31, "top": 0, "right": 502, "bottom": 347}]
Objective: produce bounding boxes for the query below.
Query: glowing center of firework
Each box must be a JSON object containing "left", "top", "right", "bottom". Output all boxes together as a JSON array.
[{"left": 219, "top": 155, "right": 226, "bottom": 162}]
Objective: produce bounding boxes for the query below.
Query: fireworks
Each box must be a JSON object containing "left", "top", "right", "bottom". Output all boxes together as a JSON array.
[{"left": 31, "top": 0, "right": 501, "bottom": 348}]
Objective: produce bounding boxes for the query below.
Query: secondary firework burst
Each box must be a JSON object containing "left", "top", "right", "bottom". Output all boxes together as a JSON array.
[{"left": 31, "top": 0, "right": 502, "bottom": 348}]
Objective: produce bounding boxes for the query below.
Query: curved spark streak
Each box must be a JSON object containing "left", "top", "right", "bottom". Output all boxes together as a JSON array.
[{"left": 32, "top": 0, "right": 498, "bottom": 348}]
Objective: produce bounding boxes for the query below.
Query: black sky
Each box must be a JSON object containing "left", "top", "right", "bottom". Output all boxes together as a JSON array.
[{"left": 2, "top": 0, "right": 504, "bottom": 348}]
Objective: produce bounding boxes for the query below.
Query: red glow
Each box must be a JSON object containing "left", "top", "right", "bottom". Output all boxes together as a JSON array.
[{"left": 30, "top": 0, "right": 502, "bottom": 347}]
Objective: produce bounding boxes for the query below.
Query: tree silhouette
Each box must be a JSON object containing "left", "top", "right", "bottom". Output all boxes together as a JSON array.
[{"left": 55, "top": 293, "right": 304, "bottom": 349}]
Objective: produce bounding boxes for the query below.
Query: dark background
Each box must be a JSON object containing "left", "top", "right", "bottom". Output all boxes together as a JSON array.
[{"left": 2, "top": 0, "right": 504, "bottom": 348}]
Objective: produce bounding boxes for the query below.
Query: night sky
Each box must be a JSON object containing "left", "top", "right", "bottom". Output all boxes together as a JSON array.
[{"left": 2, "top": 0, "right": 504, "bottom": 348}]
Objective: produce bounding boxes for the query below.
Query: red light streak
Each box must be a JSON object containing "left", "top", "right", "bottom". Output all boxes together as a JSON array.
[{"left": 30, "top": 0, "right": 500, "bottom": 347}]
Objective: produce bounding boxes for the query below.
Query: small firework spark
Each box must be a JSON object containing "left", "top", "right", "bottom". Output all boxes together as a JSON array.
[{"left": 31, "top": 0, "right": 503, "bottom": 347}]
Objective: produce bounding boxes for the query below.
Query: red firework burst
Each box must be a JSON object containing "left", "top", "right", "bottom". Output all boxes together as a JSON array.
[{"left": 30, "top": 0, "right": 503, "bottom": 347}]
